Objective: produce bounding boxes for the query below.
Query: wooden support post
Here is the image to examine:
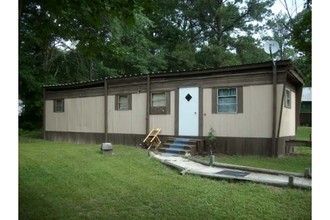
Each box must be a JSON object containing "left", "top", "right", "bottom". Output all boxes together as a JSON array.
[
  {"left": 288, "top": 176, "right": 294, "bottom": 187},
  {"left": 304, "top": 168, "right": 311, "bottom": 179},
  {"left": 104, "top": 78, "right": 108, "bottom": 142},
  {"left": 43, "top": 87, "right": 46, "bottom": 140},
  {"left": 146, "top": 74, "right": 150, "bottom": 135},
  {"left": 277, "top": 79, "right": 287, "bottom": 153},
  {"left": 271, "top": 61, "right": 278, "bottom": 157}
]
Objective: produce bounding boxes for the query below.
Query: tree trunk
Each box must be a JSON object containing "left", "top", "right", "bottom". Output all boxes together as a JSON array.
[
  {"left": 88, "top": 59, "right": 93, "bottom": 80},
  {"left": 215, "top": 0, "right": 224, "bottom": 46}
]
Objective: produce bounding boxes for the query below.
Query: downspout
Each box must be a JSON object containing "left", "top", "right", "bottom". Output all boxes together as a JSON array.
[
  {"left": 271, "top": 61, "right": 277, "bottom": 157},
  {"left": 276, "top": 79, "right": 287, "bottom": 155},
  {"left": 146, "top": 74, "right": 150, "bottom": 134},
  {"left": 104, "top": 78, "right": 108, "bottom": 142}
]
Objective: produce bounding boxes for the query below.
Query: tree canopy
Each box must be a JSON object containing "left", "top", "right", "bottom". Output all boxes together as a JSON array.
[{"left": 19, "top": 0, "right": 312, "bottom": 129}]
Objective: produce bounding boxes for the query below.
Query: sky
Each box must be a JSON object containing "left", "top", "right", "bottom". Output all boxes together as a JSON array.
[{"left": 271, "top": 0, "right": 306, "bottom": 15}]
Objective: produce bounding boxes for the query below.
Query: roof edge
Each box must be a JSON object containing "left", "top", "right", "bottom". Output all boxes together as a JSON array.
[{"left": 43, "top": 59, "right": 298, "bottom": 89}]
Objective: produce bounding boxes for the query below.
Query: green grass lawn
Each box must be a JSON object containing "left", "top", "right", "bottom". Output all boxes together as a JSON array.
[
  {"left": 19, "top": 137, "right": 311, "bottom": 219},
  {"left": 296, "top": 126, "right": 312, "bottom": 141},
  {"left": 195, "top": 127, "right": 312, "bottom": 173}
]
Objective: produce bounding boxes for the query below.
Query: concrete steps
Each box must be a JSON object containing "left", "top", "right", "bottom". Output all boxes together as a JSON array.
[{"left": 157, "top": 138, "right": 201, "bottom": 155}]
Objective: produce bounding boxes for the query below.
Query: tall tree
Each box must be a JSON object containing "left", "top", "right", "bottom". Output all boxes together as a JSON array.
[
  {"left": 264, "top": 13, "right": 296, "bottom": 60},
  {"left": 291, "top": 4, "right": 311, "bottom": 86},
  {"left": 19, "top": 0, "right": 155, "bottom": 129},
  {"left": 233, "top": 36, "right": 270, "bottom": 63},
  {"left": 291, "top": 3, "right": 311, "bottom": 58},
  {"left": 149, "top": 0, "right": 275, "bottom": 69},
  {"left": 264, "top": 0, "right": 311, "bottom": 85}
]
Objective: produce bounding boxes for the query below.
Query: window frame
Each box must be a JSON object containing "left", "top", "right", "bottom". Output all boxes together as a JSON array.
[
  {"left": 284, "top": 88, "right": 292, "bottom": 109},
  {"left": 217, "top": 88, "right": 238, "bottom": 113},
  {"left": 54, "top": 99, "right": 64, "bottom": 112},
  {"left": 212, "top": 87, "right": 243, "bottom": 114},
  {"left": 150, "top": 91, "right": 170, "bottom": 115},
  {"left": 151, "top": 92, "right": 166, "bottom": 107},
  {"left": 115, "top": 94, "right": 132, "bottom": 111}
]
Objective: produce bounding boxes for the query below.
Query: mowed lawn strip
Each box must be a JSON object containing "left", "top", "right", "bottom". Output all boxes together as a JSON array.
[
  {"left": 19, "top": 138, "right": 311, "bottom": 219},
  {"left": 195, "top": 126, "right": 312, "bottom": 173},
  {"left": 296, "top": 126, "right": 312, "bottom": 141},
  {"left": 206, "top": 153, "right": 311, "bottom": 173}
]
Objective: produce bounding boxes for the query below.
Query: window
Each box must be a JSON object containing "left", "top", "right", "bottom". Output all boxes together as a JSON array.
[
  {"left": 152, "top": 93, "right": 166, "bottom": 107},
  {"left": 150, "top": 92, "right": 170, "bottom": 114},
  {"left": 285, "top": 88, "right": 291, "bottom": 108},
  {"left": 115, "top": 94, "right": 131, "bottom": 111},
  {"left": 218, "top": 88, "right": 237, "bottom": 113},
  {"left": 118, "top": 95, "right": 129, "bottom": 110},
  {"left": 212, "top": 87, "right": 243, "bottom": 114},
  {"left": 54, "top": 99, "right": 64, "bottom": 112}
]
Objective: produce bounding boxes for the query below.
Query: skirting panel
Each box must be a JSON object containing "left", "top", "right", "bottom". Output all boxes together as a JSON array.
[
  {"left": 210, "top": 137, "right": 272, "bottom": 156},
  {"left": 107, "top": 133, "right": 146, "bottom": 146},
  {"left": 210, "top": 136, "right": 292, "bottom": 157},
  {"left": 45, "top": 131, "right": 293, "bottom": 156},
  {"left": 45, "top": 131, "right": 146, "bottom": 146},
  {"left": 45, "top": 131, "right": 105, "bottom": 144},
  {"left": 300, "top": 113, "right": 311, "bottom": 126}
]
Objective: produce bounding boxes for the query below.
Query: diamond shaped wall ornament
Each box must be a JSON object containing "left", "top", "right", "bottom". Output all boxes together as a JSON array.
[{"left": 185, "top": 93, "right": 192, "bottom": 102}]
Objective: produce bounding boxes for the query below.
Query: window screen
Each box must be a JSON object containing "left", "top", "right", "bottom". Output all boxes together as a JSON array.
[
  {"left": 218, "top": 88, "right": 237, "bottom": 113},
  {"left": 118, "top": 95, "right": 129, "bottom": 110},
  {"left": 54, "top": 99, "right": 64, "bottom": 112},
  {"left": 152, "top": 93, "right": 166, "bottom": 107},
  {"left": 285, "top": 88, "right": 291, "bottom": 108}
]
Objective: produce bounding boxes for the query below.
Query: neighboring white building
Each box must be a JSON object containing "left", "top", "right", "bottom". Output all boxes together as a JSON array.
[{"left": 300, "top": 87, "right": 312, "bottom": 126}]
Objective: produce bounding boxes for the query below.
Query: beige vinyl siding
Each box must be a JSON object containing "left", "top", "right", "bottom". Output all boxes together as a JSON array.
[
  {"left": 149, "top": 91, "right": 175, "bottom": 135},
  {"left": 279, "top": 88, "right": 296, "bottom": 137},
  {"left": 108, "top": 93, "right": 146, "bottom": 134},
  {"left": 203, "top": 85, "right": 284, "bottom": 138},
  {"left": 45, "top": 100, "right": 67, "bottom": 131},
  {"left": 45, "top": 96, "right": 105, "bottom": 133}
]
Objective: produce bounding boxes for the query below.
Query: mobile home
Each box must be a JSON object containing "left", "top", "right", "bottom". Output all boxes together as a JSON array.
[{"left": 43, "top": 60, "right": 303, "bottom": 156}]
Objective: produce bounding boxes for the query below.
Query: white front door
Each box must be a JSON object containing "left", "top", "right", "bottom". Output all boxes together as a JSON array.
[{"left": 179, "top": 87, "right": 199, "bottom": 136}]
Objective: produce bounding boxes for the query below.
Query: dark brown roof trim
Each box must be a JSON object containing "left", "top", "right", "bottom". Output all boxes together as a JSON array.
[{"left": 43, "top": 59, "right": 300, "bottom": 90}]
